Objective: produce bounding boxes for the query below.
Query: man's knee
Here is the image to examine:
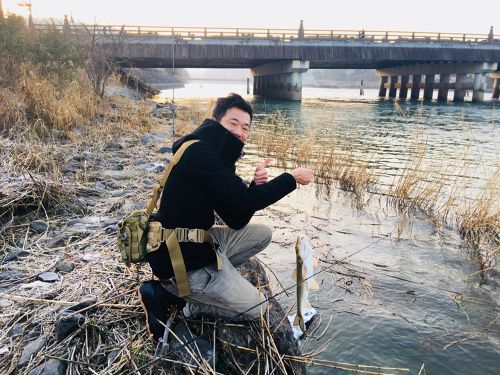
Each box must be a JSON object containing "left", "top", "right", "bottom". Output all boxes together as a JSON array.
[{"left": 252, "top": 223, "right": 272, "bottom": 249}]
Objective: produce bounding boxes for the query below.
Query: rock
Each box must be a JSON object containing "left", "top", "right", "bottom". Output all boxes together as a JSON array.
[
  {"left": 37, "top": 272, "right": 59, "bottom": 283},
  {"left": 26, "top": 323, "right": 42, "bottom": 340},
  {"left": 28, "top": 359, "right": 66, "bottom": 375},
  {"left": 66, "top": 297, "right": 97, "bottom": 312},
  {"left": 101, "top": 219, "right": 119, "bottom": 227},
  {"left": 30, "top": 220, "right": 49, "bottom": 233},
  {"left": 0, "top": 346, "right": 8, "bottom": 355},
  {"left": 10, "top": 323, "right": 24, "bottom": 337},
  {"left": 134, "top": 158, "right": 151, "bottom": 165},
  {"left": 95, "top": 181, "right": 107, "bottom": 190},
  {"left": 102, "top": 169, "right": 139, "bottom": 181},
  {"left": 103, "top": 142, "right": 124, "bottom": 151},
  {"left": 142, "top": 179, "right": 154, "bottom": 186},
  {"left": 110, "top": 189, "right": 125, "bottom": 197},
  {"left": 18, "top": 337, "right": 45, "bottom": 367},
  {"left": 0, "top": 299, "right": 13, "bottom": 308},
  {"left": 157, "top": 146, "right": 172, "bottom": 154},
  {"left": 170, "top": 321, "right": 216, "bottom": 366},
  {"left": 0, "top": 268, "right": 24, "bottom": 281},
  {"left": 111, "top": 164, "right": 124, "bottom": 171},
  {"left": 63, "top": 164, "right": 83, "bottom": 174},
  {"left": 107, "top": 349, "right": 120, "bottom": 365},
  {"left": 5, "top": 249, "right": 30, "bottom": 262},
  {"left": 21, "top": 281, "right": 52, "bottom": 289},
  {"left": 55, "top": 313, "right": 85, "bottom": 341},
  {"left": 152, "top": 164, "right": 165, "bottom": 173},
  {"left": 81, "top": 254, "right": 100, "bottom": 262},
  {"left": 67, "top": 218, "right": 83, "bottom": 226},
  {"left": 137, "top": 162, "right": 165, "bottom": 173},
  {"left": 55, "top": 261, "right": 74, "bottom": 273},
  {"left": 140, "top": 134, "right": 155, "bottom": 144},
  {"left": 182, "top": 258, "right": 305, "bottom": 374},
  {"left": 46, "top": 236, "right": 66, "bottom": 249}
]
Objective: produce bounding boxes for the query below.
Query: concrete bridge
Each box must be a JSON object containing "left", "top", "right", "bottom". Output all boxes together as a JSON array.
[{"left": 53, "top": 23, "right": 500, "bottom": 101}]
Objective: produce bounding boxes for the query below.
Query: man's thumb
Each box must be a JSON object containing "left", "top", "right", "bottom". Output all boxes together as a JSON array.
[{"left": 260, "top": 158, "right": 271, "bottom": 168}]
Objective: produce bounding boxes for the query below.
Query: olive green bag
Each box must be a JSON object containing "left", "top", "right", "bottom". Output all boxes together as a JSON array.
[{"left": 117, "top": 140, "right": 199, "bottom": 267}]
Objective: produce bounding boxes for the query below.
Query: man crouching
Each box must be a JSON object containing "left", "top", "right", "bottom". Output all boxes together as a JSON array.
[{"left": 139, "top": 93, "right": 314, "bottom": 340}]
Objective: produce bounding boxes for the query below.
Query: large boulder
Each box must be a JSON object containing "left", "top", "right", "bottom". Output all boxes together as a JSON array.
[{"left": 168, "top": 257, "right": 305, "bottom": 374}]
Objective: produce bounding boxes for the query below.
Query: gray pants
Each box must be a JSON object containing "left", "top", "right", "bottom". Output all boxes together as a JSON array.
[{"left": 161, "top": 223, "right": 272, "bottom": 320}]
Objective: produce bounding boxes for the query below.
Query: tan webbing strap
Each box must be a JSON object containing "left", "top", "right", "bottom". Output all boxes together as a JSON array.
[
  {"left": 166, "top": 231, "right": 191, "bottom": 297},
  {"left": 145, "top": 139, "right": 200, "bottom": 216}
]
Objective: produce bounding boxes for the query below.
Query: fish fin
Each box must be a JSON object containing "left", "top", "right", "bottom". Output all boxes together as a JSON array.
[
  {"left": 302, "top": 264, "right": 308, "bottom": 276},
  {"left": 293, "top": 314, "right": 301, "bottom": 326},
  {"left": 309, "top": 278, "right": 320, "bottom": 290},
  {"left": 312, "top": 257, "right": 319, "bottom": 267},
  {"left": 294, "top": 314, "right": 306, "bottom": 332},
  {"left": 291, "top": 270, "right": 297, "bottom": 281}
]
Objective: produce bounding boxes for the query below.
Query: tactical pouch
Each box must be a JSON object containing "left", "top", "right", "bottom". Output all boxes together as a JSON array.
[
  {"left": 116, "top": 140, "right": 199, "bottom": 267},
  {"left": 117, "top": 209, "right": 150, "bottom": 267}
]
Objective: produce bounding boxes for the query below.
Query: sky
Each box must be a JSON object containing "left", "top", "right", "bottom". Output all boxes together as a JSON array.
[{"left": 2, "top": 0, "right": 499, "bottom": 35}]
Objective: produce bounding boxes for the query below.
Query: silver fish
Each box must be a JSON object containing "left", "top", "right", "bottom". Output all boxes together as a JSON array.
[{"left": 293, "top": 236, "right": 319, "bottom": 332}]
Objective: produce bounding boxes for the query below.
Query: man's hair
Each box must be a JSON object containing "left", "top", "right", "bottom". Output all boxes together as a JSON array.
[{"left": 212, "top": 93, "right": 253, "bottom": 123}]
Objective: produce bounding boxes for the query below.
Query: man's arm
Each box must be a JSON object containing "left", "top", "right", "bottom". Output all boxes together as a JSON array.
[{"left": 180, "top": 142, "right": 298, "bottom": 229}]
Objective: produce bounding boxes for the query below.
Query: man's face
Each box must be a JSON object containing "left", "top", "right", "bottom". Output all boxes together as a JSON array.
[{"left": 217, "top": 107, "right": 251, "bottom": 143}]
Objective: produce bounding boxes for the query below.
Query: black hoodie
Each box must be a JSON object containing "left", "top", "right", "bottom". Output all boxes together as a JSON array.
[{"left": 146, "top": 119, "right": 297, "bottom": 279}]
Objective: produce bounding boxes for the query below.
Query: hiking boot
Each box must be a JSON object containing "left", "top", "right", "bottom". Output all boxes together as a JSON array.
[{"left": 138, "top": 280, "right": 186, "bottom": 340}]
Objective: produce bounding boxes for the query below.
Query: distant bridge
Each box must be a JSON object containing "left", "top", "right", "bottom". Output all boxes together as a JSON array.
[{"left": 47, "top": 24, "right": 500, "bottom": 101}]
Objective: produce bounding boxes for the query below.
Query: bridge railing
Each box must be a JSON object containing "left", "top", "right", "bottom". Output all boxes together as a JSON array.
[{"left": 34, "top": 24, "right": 496, "bottom": 44}]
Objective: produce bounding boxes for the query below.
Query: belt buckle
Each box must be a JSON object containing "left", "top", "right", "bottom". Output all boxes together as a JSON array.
[{"left": 187, "top": 229, "right": 198, "bottom": 242}]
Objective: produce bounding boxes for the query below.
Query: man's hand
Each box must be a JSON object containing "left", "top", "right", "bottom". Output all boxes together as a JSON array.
[
  {"left": 291, "top": 167, "right": 315, "bottom": 185},
  {"left": 253, "top": 158, "right": 271, "bottom": 185}
]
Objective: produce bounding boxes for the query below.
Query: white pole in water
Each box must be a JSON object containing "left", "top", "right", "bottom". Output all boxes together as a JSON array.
[{"left": 171, "top": 38, "right": 176, "bottom": 137}]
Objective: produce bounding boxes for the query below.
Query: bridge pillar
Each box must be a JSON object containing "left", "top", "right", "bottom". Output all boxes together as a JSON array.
[
  {"left": 410, "top": 74, "right": 422, "bottom": 99},
  {"left": 493, "top": 78, "right": 500, "bottom": 99},
  {"left": 378, "top": 76, "right": 388, "bottom": 97},
  {"left": 437, "top": 74, "right": 450, "bottom": 101},
  {"left": 423, "top": 74, "right": 435, "bottom": 101},
  {"left": 472, "top": 73, "right": 486, "bottom": 102},
  {"left": 251, "top": 60, "right": 309, "bottom": 100},
  {"left": 399, "top": 75, "right": 409, "bottom": 99},
  {"left": 388, "top": 76, "right": 398, "bottom": 98},
  {"left": 453, "top": 73, "right": 468, "bottom": 102}
]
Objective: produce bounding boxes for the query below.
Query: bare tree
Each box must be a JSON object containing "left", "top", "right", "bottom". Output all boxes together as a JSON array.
[{"left": 70, "top": 21, "right": 128, "bottom": 98}]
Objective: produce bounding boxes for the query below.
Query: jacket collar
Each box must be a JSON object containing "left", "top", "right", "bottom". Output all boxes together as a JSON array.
[{"left": 172, "top": 119, "right": 244, "bottom": 168}]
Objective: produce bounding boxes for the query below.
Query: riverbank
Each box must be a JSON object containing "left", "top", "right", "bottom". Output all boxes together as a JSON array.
[
  {"left": 1, "top": 76, "right": 498, "bottom": 373},
  {"left": 0, "top": 88, "right": 372, "bottom": 374}
]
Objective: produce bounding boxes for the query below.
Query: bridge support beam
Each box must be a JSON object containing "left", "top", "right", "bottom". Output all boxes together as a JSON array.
[
  {"left": 438, "top": 74, "right": 450, "bottom": 101},
  {"left": 453, "top": 74, "right": 468, "bottom": 102},
  {"left": 472, "top": 73, "right": 486, "bottom": 102},
  {"left": 399, "top": 75, "right": 409, "bottom": 99},
  {"left": 424, "top": 74, "right": 435, "bottom": 101},
  {"left": 251, "top": 60, "right": 309, "bottom": 100},
  {"left": 377, "top": 63, "right": 498, "bottom": 103},
  {"left": 378, "top": 76, "right": 388, "bottom": 97},
  {"left": 493, "top": 78, "right": 500, "bottom": 99},
  {"left": 411, "top": 74, "right": 421, "bottom": 99},
  {"left": 388, "top": 76, "right": 398, "bottom": 98}
]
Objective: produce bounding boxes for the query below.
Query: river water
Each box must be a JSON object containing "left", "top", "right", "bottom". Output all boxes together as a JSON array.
[{"left": 159, "top": 81, "right": 499, "bottom": 374}]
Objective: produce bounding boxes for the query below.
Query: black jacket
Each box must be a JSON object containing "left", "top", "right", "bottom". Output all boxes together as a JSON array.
[{"left": 146, "top": 119, "right": 297, "bottom": 279}]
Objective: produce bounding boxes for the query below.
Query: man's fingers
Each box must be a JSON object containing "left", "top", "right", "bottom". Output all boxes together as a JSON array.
[{"left": 257, "top": 158, "right": 272, "bottom": 170}]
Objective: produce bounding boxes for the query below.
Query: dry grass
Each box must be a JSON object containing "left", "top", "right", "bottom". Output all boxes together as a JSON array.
[
  {"left": 251, "top": 112, "right": 374, "bottom": 203},
  {"left": 174, "top": 99, "right": 214, "bottom": 137},
  {"left": 458, "top": 167, "right": 500, "bottom": 268}
]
